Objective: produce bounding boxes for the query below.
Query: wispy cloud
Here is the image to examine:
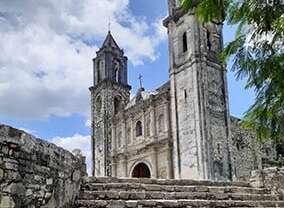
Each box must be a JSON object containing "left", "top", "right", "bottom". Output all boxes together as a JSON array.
[{"left": 0, "top": 0, "right": 167, "bottom": 120}]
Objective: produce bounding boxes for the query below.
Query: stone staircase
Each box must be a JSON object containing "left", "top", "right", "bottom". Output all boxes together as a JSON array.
[{"left": 74, "top": 177, "right": 284, "bottom": 208}]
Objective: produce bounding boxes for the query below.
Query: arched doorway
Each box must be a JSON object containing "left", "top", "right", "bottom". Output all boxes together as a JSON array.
[{"left": 131, "top": 163, "right": 151, "bottom": 178}]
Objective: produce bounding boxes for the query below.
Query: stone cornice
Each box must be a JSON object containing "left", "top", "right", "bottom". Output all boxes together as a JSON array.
[{"left": 89, "top": 79, "right": 131, "bottom": 93}]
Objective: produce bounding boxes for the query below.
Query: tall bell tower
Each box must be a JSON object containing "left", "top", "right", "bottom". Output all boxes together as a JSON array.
[
  {"left": 164, "top": 0, "right": 232, "bottom": 180},
  {"left": 90, "top": 31, "right": 131, "bottom": 177}
]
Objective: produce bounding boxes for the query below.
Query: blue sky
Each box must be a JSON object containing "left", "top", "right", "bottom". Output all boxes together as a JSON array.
[{"left": 0, "top": 0, "right": 255, "bottom": 174}]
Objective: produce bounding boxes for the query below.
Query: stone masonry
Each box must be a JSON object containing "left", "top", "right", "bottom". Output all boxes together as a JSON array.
[{"left": 0, "top": 125, "right": 86, "bottom": 208}]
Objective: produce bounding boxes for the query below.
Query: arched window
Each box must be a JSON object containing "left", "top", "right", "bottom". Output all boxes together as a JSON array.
[
  {"left": 96, "top": 96, "right": 102, "bottom": 115},
  {"left": 158, "top": 114, "right": 164, "bottom": 133},
  {"left": 183, "top": 32, "right": 188, "bottom": 52},
  {"left": 97, "top": 60, "right": 101, "bottom": 83},
  {"left": 136, "top": 121, "right": 143, "bottom": 137},
  {"left": 114, "top": 96, "right": 121, "bottom": 114}
]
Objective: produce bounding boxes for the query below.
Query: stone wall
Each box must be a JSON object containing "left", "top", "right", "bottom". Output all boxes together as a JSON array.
[
  {"left": 230, "top": 116, "right": 262, "bottom": 181},
  {"left": 0, "top": 125, "right": 86, "bottom": 208},
  {"left": 250, "top": 167, "right": 284, "bottom": 200}
]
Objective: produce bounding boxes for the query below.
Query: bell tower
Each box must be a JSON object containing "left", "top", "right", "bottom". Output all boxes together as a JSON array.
[
  {"left": 164, "top": 0, "right": 232, "bottom": 180},
  {"left": 90, "top": 31, "right": 131, "bottom": 177}
]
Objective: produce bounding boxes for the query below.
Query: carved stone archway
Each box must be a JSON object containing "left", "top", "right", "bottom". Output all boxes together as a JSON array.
[{"left": 131, "top": 163, "right": 151, "bottom": 178}]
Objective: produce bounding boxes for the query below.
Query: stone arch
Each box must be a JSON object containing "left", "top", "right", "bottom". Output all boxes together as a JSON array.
[{"left": 130, "top": 161, "right": 151, "bottom": 178}]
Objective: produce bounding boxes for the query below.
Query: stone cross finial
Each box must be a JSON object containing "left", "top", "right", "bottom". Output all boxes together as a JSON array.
[
  {"left": 138, "top": 74, "right": 143, "bottom": 89},
  {"left": 108, "top": 18, "right": 111, "bottom": 32}
]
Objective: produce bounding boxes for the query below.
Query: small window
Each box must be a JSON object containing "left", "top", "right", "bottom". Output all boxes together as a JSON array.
[
  {"left": 183, "top": 32, "right": 188, "bottom": 52},
  {"left": 97, "top": 70, "right": 101, "bottom": 83},
  {"left": 184, "top": 89, "right": 187, "bottom": 102},
  {"left": 136, "top": 121, "right": 143, "bottom": 137},
  {"left": 207, "top": 30, "right": 212, "bottom": 51},
  {"left": 97, "top": 60, "right": 102, "bottom": 83},
  {"left": 114, "top": 97, "right": 121, "bottom": 114}
]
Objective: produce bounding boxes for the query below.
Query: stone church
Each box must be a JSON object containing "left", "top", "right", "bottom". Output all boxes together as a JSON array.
[{"left": 90, "top": 0, "right": 275, "bottom": 181}]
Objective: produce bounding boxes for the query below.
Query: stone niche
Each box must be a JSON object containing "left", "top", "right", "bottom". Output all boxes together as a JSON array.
[{"left": 0, "top": 125, "right": 87, "bottom": 208}]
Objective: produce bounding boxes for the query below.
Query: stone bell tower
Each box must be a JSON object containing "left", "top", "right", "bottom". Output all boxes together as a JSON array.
[
  {"left": 164, "top": 0, "right": 232, "bottom": 180},
  {"left": 90, "top": 31, "right": 131, "bottom": 177}
]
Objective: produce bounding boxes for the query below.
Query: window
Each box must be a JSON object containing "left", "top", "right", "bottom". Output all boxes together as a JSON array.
[
  {"left": 114, "top": 97, "right": 121, "bottom": 114},
  {"left": 184, "top": 89, "right": 187, "bottom": 102},
  {"left": 158, "top": 115, "right": 165, "bottom": 133},
  {"left": 97, "top": 60, "right": 102, "bottom": 83},
  {"left": 207, "top": 30, "right": 212, "bottom": 51},
  {"left": 97, "top": 69, "right": 101, "bottom": 83},
  {"left": 135, "top": 121, "right": 143, "bottom": 137},
  {"left": 96, "top": 96, "right": 102, "bottom": 115},
  {"left": 182, "top": 32, "right": 188, "bottom": 52}
]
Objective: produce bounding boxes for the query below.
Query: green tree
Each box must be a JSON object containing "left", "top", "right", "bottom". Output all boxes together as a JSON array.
[{"left": 181, "top": 0, "right": 284, "bottom": 143}]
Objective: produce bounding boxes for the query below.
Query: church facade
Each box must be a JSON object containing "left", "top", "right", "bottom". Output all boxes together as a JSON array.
[{"left": 90, "top": 0, "right": 272, "bottom": 181}]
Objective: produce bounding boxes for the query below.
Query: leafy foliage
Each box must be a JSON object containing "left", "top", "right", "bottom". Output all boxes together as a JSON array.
[{"left": 181, "top": 0, "right": 284, "bottom": 143}]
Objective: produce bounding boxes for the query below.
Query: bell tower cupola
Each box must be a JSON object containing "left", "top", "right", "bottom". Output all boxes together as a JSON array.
[{"left": 93, "top": 31, "right": 129, "bottom": 87}]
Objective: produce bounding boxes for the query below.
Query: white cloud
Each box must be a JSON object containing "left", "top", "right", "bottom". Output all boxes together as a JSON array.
[
  {"left": 50, "top": 134, "right": 92, "bottom": 175},
  {"left": 0, "top": 0, "right": 167, "bottom": 120}
]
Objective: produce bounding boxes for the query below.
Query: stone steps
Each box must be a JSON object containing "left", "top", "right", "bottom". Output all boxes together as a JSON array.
[
  {"left": 74, "top": 177, "right": 284, "bottom": 208},
  {"left": 82, "top": 183, "right": 271, "bottom": 195},
  {"left": 84, "top": 177, "right": 250, "bottom": 187},
  {"left": 75, "top": 199, "right": 284, "bottom": 208},
  {"left": 79, "top": 190, "right": 278, "bottom": 201}
]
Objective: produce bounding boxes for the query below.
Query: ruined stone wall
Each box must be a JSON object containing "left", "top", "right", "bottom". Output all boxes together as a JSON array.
[
  {"left": 230, "top": 116, "right": 261, "bottom": 181},
  {"left": 0, "top": 125, "right": 86, "bottom": 208},
  {"left": 250, "top": 167, "right": 284, "bottom": 200}
]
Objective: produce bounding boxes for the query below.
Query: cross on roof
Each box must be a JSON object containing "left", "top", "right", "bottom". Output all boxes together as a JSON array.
[
  {"left": 108, "top": 20, "right": 111, "bottom": 32},
  {"left": 138, "top": 74, "right": 143, "bottom": 89}
]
